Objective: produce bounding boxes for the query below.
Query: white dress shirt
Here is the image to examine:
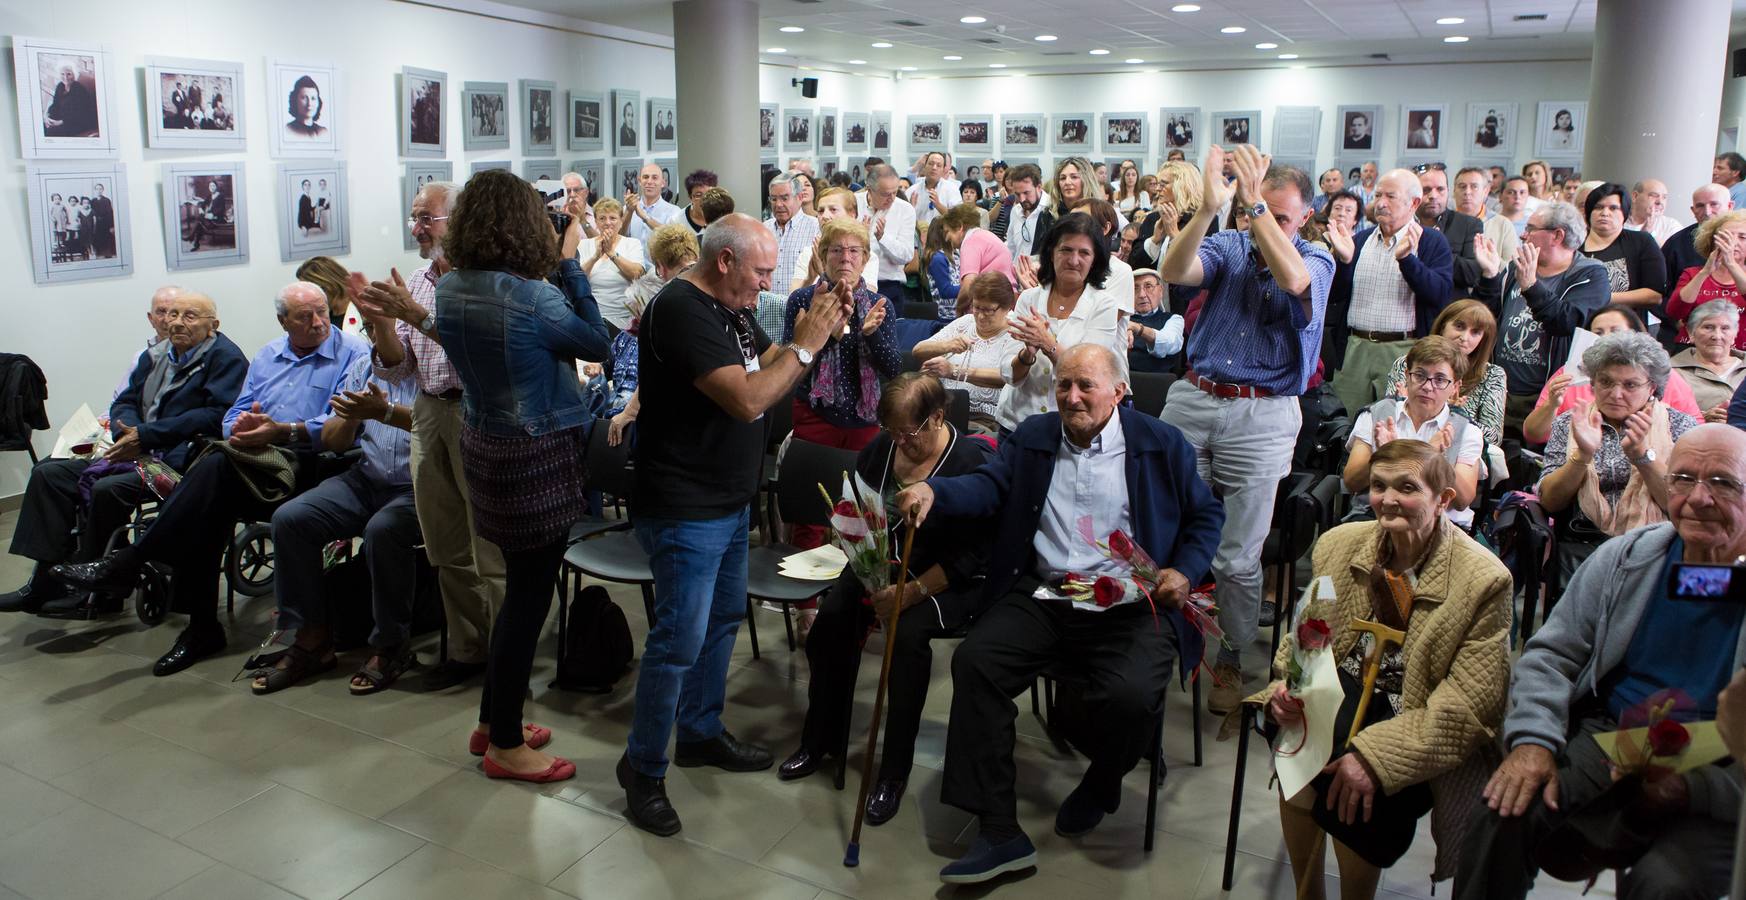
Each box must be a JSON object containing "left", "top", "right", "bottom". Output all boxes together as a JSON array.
[
  {"left": 908, "top": 177, "right": 962, "bottom": 226},
  {"left": 1623, "top": 214, "right": 1684, "bottom": 246},
  {"left": 1005, "top": 199, "right": 1048, "bottom": 263},
  {"left": 996, "top": 283, "right": 1130, "bottom": 432},
  {"left": 1349, "top": 402, "right": 1483, "bottom": 528},
  {"left": 1031, "top": 410, "right": 1137, "bottom": 609},
  {"left": 857, "top": 194, "right": 917, "bottom": 283},
  {"left": 577, "top": 235, "right": 646, "bottom": 329}
]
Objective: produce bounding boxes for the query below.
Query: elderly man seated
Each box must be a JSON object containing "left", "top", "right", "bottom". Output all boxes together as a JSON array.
[
  {"left": 56, "top": 282, "right": 370, "bottom": 676},
  {"left": 1, "top": 291, "right": 245, "bottom": 616},
  {"left": 252, "top": 321, "right": 422, "bottom": 695},
  {"left": 1455, "top": 423, "right": 1746, "bottom": 900},
  {"left": 896, "top": 343, "right": 1225, "bottom": 884}
]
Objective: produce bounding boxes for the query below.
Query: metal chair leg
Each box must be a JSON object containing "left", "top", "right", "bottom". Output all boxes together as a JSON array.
[
  {"left": 640, "top": 583, "right": 655, "bottom": 625},
  {"left": 1191, "top": 676, "right": 1204, "bottom": 766},
  {"left": 744, "top": 597, "right": 761, "bottom": 660},
  {"left": 782, "top": 603, "right": 796, "bottom": 651},
  {"left": 1222, "top": 706, "right": 1253, "bottom": 891},
  {"left": 1145, "top": 710, "right": 1163, "bottom": 852}
]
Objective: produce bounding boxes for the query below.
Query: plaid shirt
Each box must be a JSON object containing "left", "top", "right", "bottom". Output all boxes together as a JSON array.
[
  {"left": 765, "top": 213, "right": 820, "bottom": 294},
  {"left": 382, "top": 263, "right": 460, "bottom": 396},
  {"left": 1348, "top": 228, "right": 1417, "bottom": 332}
]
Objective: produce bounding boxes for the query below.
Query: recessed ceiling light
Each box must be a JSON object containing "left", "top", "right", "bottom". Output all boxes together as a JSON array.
[
  {"left": 1277, "top": 53, "right": 1298, "bottom": 59},
  {"left": 900, "top": 66, "right": 917, "bottom": 71},
  {"left": 849, "top": 59, "right": 866, "bottom": 64},
  {"left": 779, "top": 25, "right": 803, "bottom": 33},
  {"left": 1124, "top": 58, "right": 1144, "bottom": 64},
  {"left": 1254, "top": 42, "right": 1278, "bottom": 49},
  {"left": 870, "top": 41, "right": 892, "bottom": 48},
  {"left": 1171, "top": 3, "right": 1200, "bottom": 10},
  {"left": 1034, "top": 34, "right": 1057, "bottom": 42},
  {"left": 1088, "top": 48, "right": 1111, "bottom": 55},
  {"left": 1443, "top": 35, "right": 1469, "bottom": 43},
  {"left": 943, "top": 54, "right": 962, "bottom": 60},
  {"left": 959, "top": 15, "right": 986, "bottom": 24},
  {"left": 1436, "top": 17, "right": 1465, "bottom": 25},
  {"left": 988, "top": 63, "right": 1006, "bottom": 68},
  {"left": 1221, "top": 25, "right": 1246, "bottom": 34},
  {"left": 766, "top": 47, "right": 787, "bottom": 53}
]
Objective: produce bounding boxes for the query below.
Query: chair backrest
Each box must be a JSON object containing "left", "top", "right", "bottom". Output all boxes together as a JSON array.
[
  {"left": 1307, "top": 473, "right": 1343, "bottom": 532},
  {"left": 583, "top": 419, "right": 637, "bottom": 499},
  {"left": 944, "top": 388, "right": 970, "bottom": 433},
  {"left": 777, "top": 438, "right": 863, "bottom": 527},
  {"left": 1129, "top": 371, "right": 1175, "bottom": 418},
  {"left": 891, "top": 317, "right": 945, "bottom": 357}
]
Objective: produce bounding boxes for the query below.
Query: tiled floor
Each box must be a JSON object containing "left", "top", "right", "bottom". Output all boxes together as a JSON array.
[{"left": 0, "top": 508, "right": 1613, "bottom": 899}]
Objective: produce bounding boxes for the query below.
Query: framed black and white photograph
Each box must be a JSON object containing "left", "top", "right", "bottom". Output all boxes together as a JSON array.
[
  {"left": 470, "top": 160, "right": 511, "bottom": 175},
  {"left": 1101, "top": 111, "right": 1146, "bottom": 154},
  {"left": 1001, "top": 114, "right": 1042, "bottom": 154},
  {"left": 611, "top": 89, "right": 641, "bottom": 159},
  {"left": 462, "top": 81, "right": 509, "bottom": 151},
  {"left": 24, "top": 163, "right": 130, "bottom": 283},
  {"left": 521, "top": 79, "right": 556, "bottom": 156},
  {"left": 842, "top": 112, "right": 868, "bottom": 153},
  {"left": 1466, "top": 102, "right": 1517, "bottom": 158},
  {"left": 570, "top": 159, "right": 604, "bottom": 198},
  {"left": 817, "top": 107, "right": 837, "bottom": 153},
  {"left": 760, "top": 103, "right": 779, "bottom": 155},
  {"left": 12, "top": 36, "right": 119, "bottom": 159},
  {"left": 905, "top": 115, "right": 944, "bottom": 152},
  {"left": 522, "top": 158, "right": 561, "bottom": 183},
  {"left": 955, "top": 114, "right": 992, "bottom": 154},
  {"left": 784, "top": 108, "right": 815, "bottom": 153},
  {"left": 1211, "top": 109, "right": 1260, "bottom": 148},
  {"left": 613, "top": 159, "right": 643, "bottom": 199},
  {"left": 1054, "top": 113, "right": 1093, "bottom": 153},
  {"left": 821, "top": 158, "right": 840, "bottom": 180},
  {"left": 277, "top": 162, "right": 348, "bottom": 262},
  {"left": 162, "top": 163, "right": 247, "bottom": 271},
  {"left": 266, "top": 58, "right": 340, "bottom": 158},
  {"left": 1160, "top": 107, "right": 1198, "bottom": 156},
  {"left": 568, "top": 91, "right": 604, "bottom": 152},
  {"left": 145, "top": 56, "right": 244, "bottom": 151},
  {"left": 1272, "top": 106, "right": 1322, "bottom": 159},
  {"left": 647, "top": 97, "right": 677, "bottom": 153},
  {"left": 1400, "top": 103, "right": 1448, "bottom": 154},
  {"left": 652, "top": 157, "right": 677, "bottom": 201},
  {"left": 401, "top": 161, "right": 452, "bottom": 251},
  {"left": 1336, "top": 105, "right": 1379, "bottom": 153},
  {"left": 1535, "top": 100, "right": 1586, "bottom": 157},
  {"left": 399, "top": 67, "right": 446, "bottom": 158},
  {"left": 872, "top": 111, "right": 892, "bottom": 152}
]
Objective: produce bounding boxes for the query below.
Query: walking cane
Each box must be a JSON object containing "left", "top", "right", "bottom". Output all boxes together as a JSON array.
[
  {"left": 1344, "top": 619, "right": 1407, "bottom": 746},
  {"left": 843, "top": 522, "right": 918, "bottom": 868}
]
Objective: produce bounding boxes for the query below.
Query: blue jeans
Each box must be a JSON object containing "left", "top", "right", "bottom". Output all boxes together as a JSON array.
[{"left": 627, "top": 509, "right": 750, "bottom": 777}]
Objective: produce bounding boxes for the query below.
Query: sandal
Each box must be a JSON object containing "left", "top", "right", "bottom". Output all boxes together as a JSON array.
[
  {"left": 250, "top": 643, "right": 337, "bottom": 695},
  {"left": 349, "top": 643, "right": 418, "bottom": 696}
]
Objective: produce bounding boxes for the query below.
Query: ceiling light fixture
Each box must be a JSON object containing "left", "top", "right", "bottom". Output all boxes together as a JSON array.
[
  {"left": 1443, "top": 35, "right": 1469, "bottom": 43},
  {"left": 766, "top": 47, "right": 787, "bottom": 53},
  {"left": 943, "top": 54, "right": 962, "bottom": 60},
  {"left": 1125, "top": 58, "right": 1143, "bottom": 64},
  {"left": 779, "top": 25, "right": 803, "bottom": 33},
  {"left": 1034, "top": 34, "right": 1057, "bottom": 41},
  {"left": 1277, "top": 53, "right": 1298, "bottom": 59},
  {"left": 900, "top": 66, "right": 917, "bottom": 71},
  {"left": 871, "top": 41, "right": 892, "bottom": 48},
  {"left": 988, "top": 63, "right": 1006, "bottom": 68},
  {"left": 1088, "top": 48, "right": 1110, "bottom": 55},
  {"left": 1171, "top": 3, "right": 1200, "bottom": 10},
  {"left": 1436, "top": 17, "right": 1465, "bottom": 25},
  {"left": 1220, "top": 25, "right": 1246, "bottom": 34},
  {"left": 849, "top": 59, "right": 866, "bottom": 64},
  {"left": 1254, "top": 42, "right": 1277, "bottom": 49},
  {"left": 959, "top": 15, "right": 986, "bottom": 24}
]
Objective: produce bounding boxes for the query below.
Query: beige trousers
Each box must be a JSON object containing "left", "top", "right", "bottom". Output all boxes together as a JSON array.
[
  {"left": 410, "top": 393, "right": 506, "bottom": 663},
  {"left": 1278, "top": 795, "right": 1383, "bottom": 900}
]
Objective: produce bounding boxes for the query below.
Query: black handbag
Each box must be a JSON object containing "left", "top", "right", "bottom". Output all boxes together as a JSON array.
[{"left": 1308, "top": 666, "right": 1435, "bottom": 868}]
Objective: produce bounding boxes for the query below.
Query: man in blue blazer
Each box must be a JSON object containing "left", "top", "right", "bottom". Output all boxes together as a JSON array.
[
  {"left": 897, "top": 344, "right": 1225, "bottom": 884},
  {"left": 1323, "top": 168, "right": 1454, "bottom": 416}
]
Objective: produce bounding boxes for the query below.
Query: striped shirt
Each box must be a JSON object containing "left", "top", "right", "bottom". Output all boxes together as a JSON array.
[
  {"left": 1185, "top": 230, "right": 1334, "bottom": 396},
  {"left": 765, "top": 213, "right": 820, "bottom": 294},
  {"left": 390, "top": 264, "right": 461, "bottom": 396}
]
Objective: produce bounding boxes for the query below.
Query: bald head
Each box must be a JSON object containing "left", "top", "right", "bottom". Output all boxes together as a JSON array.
[
  {"left": 164, "top": 292, "right": 218, "bottom": 352},
  {"left": 1056, "top": 343, "right": 1127, "bottom": 447},
  {"left": 639, "top": 163, "right": 665, "bottom": 201},
  {"left": 1694, "top": 183, "right": 1733, "bottom": 224},
  {"left": 695, "top": 213, "right": 778, "bottom": 310},
  {"left": 1668, "top": 424, "right": 1746, "bottom": 560},
  {"left": 148, "top": 285, "right": 186, "bottom": 341}
]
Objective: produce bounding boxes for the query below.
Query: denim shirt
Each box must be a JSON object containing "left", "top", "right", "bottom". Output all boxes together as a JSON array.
[{"left": 435, "top": 260, "right": 611, "bottom": 437}]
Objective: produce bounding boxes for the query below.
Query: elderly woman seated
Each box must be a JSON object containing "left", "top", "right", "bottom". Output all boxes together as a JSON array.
[
  {"left": 1538, "top": 330, "right": 1700, "bottom": 577},
  {"left": 1344, "top": 336, "right": 1483, "bottom": 531},
  {"left": 1256, "top": 439, "right": 1512, "bottom": 898},
  {"left": 1669, "top": 299, "right": 1746, "bottom": 423},
  {"left": 910, "top": 273, "right": 1023, "bottom": 435},
  {"left": 778, "top": 373, "right": 993, "bottom": 825}
]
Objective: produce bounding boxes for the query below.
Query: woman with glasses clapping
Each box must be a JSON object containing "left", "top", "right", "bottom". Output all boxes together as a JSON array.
[{"left": 1343, "top": 337, "right": 1484, "bottom": 531}]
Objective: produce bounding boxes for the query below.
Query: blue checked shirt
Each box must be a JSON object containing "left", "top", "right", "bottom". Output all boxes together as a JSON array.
[
  {"left": 344, "top": 355, "right": 417, "bottom": 488},
  {"left": 222, "top": 329, "right": 371, "bottom": 440},
  {"left": 1185, "top": 229, "right": 1334, "bottom": 396}
]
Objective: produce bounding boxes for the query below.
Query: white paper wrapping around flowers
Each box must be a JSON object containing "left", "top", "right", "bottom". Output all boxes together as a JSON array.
[
  {"left": 779, "top": 544, "right": 846, "bottom": 581},
  {"left": 1275, "top": 576, "right": 1344, "bottom": 803},
  {"left": 50, "top": 403, "right": 103, "bottom": 459},
  {"left": 1564, "top": 327, "right": 1599, "bottom": 386}
]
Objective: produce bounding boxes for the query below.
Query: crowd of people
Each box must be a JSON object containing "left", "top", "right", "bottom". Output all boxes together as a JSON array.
[{"left": 7, "top": 135, "right": 1746, "bottom": 896}]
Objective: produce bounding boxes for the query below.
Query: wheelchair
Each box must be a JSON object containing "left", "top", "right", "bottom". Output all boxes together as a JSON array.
[{"left": 95, "top": 499, "right": 277, "bottom": 627}]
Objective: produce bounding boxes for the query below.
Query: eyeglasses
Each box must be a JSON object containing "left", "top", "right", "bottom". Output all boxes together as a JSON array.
[
  {"left": 406, "top": 214, "right": 450, "bottom": 229},
  {"left": 1592, "top": 376, "right": 1651, "bottom": 393},
  {"left": 1668, "top": 473, "right": 1746, "bottom": 500},
  {"left": 885, "top": 418, "right": 937, "bottom": 441},
  {"left": 1522, "top": 224, "right": 1557, "bottom": 235},
  {"left": 164, "top": 311, "right": 212, "bottom": 322},
  {"left": 1406, "top": 370, "right": 1454, "bottom": 390},
  {"left": 826, "top": 245, "right": 866, "bottom": 258}
]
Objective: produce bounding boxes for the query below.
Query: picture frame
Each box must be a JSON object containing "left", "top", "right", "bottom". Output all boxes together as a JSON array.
[
  {"left": 759, "top": 104, "right": 780, "bottom": 155},
  {"left": 399, "top": 66, "right": 446, "bottom": 158},
  {"left": 611, "top": 88, "right": 641, "bottom": 159},
  {"left": 568, "top": 90, "right": 604, "bottom": 152},
  {"left": 1159, "top": 107, "right": 1199, "bottom": 157},
  {"left": 276, "top": 161, "right": 349, "bottom": 262},
  {"left": 1001, "top": 114, "right": 1043, "bottom": 154},
  {"left": 144, "top": 56, "right": 245, "bottom": 151},
  {"left": 821, "top": 157, "right": 841, "bottom": 180},
  {"left": 647, "top": 96, "right": 677, "bottom": 153},
  {"left": 1465, "top": 101, "right": 1517, "bottom": 158},
  {"left": 569, "top": 159, "right": 605, "bottom": 198},
  {"left": 401, "top": 161, "right": 452, "bottom": 251},
  {"left": 1337, "top": 105, "right": 1381, "bottom": 154},
  {"left": 12, "top": 36, "right": 120, "bottom": 159},
  {"left": 1400, "top": 103, "right": 1449, "bottom": 155},
  {"left": 842, "top": 112, "right": 869, "bottom": 153},
  {"left": 1271, "top": 106, "right": 1322, "bottom": 160},
  {"left": 908, "top": 115, "right": 947, "bottom": 151},
  {"left": 266, "top": 58, "right": 340, "bottom": 158},
  {"left": 1100, "top": 111, "right": 1147, "bottom": 155},
  {"left": 784, "top": 107, "right": 815, "bottom": 153},
  {"left": 461, "top": 81, "right": 510, "bottom": 151},
  {"left": 24, "top": 163, "right": 131, "bottom": 283},
  {"left": 872, "top": 111, "right": 893, "bottom": 152},
  {"left": 817, "top": 106, "right": 837, "bottom": 153},
  {"left": 522, "top": 158, "right": 562, "bottom": 184},
  {"left": 470, "top": 160, "right": 511, "bottom": 174},
  {"left": 955, "top": 114, "right": 992, "bottom": 155},
  {"left": 1211, "top": 109, "right": 1261, "bottom": 149},
  {"left": 612, "top": 158, "right": 643, "bottom": 199},
  {"left": 1535, "top": 100, "right": 1586, "bottom": 157},
  {"left": 161, "top": 162, "right": 248, "bottom": 271},
  {"left": 651, "top": 157, "right": 678, "bottom": 202},
  {"left": 1053, "top": 113, "right": 1093, "bottom": 153},
  {"left": 520, "top": 80, "right": 556, "bottom": 156}
]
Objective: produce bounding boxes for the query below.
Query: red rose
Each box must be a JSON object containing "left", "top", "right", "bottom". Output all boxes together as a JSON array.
[
  {"left": 1296, "top": 618, "right": 1333, "bottom": 651},
  {"left": 833, "top": 500, "right": 857, "bottom": 518},
  {"left": 1093, "top": 575, "right": 1123, "bottom": 608},
  {"left": 843, "top": 530, "right": 863, "bottom": 544},
  {"left": 1646, "top": 718, "right": 1691, "bottom": 757},
  {"left": 1107, "top": 530, "right": 1136, "bottom": 561}
]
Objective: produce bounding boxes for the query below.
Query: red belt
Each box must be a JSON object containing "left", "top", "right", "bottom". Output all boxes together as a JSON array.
[{"left": 1185, "top": 370, "right": 1273, "bottom": 399}]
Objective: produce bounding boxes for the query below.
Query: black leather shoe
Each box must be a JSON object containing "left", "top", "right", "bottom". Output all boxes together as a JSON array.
[
  {"left": 674, "top": 730, "right": 773, "bottom": 772},
  {"left": 37, "top": 590, "right": 123, "bottom": 620},
  {"left": 50, "top": 555, "right": 141, "bottom": 595},
  {"left": 617, "top": 753, "right": 681, "bottom": 836},
  {"left": 1258, "top": 600, "right": 1279, "bottom": 628},
  {"left": 778, "top": 746, "right": 825, "bottom": 781},
  {"left": 153, "top": 625, "right": 226, "bottom": 677},
  {"left": 1055, "top": 767, "right": 1120, "bottom": 838},
  {"left": 0, "top": 568, "right": 68, "bottom": 613},
  {"left": 865, "top": 777, "right": 907, "bottom": 826}
]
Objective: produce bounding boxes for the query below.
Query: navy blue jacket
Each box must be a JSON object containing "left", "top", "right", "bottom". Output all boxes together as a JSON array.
[
  {"left": 110, "top": 332, "right": 248, "bottom": 470},
  {"left": 928, "top": 407, "right": 1225, "bottom": 677},
  {"left": 1729, "top": 377, "right": 1746, "bottom": 431},
  {"left": 1324, "top": 225, "right": 1454, "bottom": 370}
]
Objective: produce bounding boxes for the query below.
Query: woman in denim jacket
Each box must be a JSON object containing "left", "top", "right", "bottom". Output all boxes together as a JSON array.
[{"left": 435, "top": 170, "right": 610, "bottom": 783}]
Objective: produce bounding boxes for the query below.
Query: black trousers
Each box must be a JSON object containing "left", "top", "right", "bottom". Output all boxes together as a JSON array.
[
  {"left": 941, "top": 582, "right": 1177, "bottom": 825},
  {"left": 799, "top": 571, "right": 980, "bottom": 780},
  {"left": 479, "top": 541, "right": 565, "bottom": 749},
  {"left": 10, "top": 458, "right": 151, "bottom": 565},
  {"left": 1454, "top": 715, "right": 1736, "bottom": 900}
]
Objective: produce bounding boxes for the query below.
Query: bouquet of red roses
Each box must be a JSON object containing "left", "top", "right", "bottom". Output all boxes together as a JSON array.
[
  {"left": 1272, "top": 576, "right": 1344, "bottom": 798},
  {"left": 1070, "top": 517, "right": 1227, "bottom": 651},
  {"left": 818, "top": 472, "right": 893, "bottom": 594}
]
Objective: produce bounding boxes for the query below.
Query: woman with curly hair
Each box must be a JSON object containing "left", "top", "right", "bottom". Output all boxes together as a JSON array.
[{"left": 435, "top": 169, "right": 610, "bottom": 783}]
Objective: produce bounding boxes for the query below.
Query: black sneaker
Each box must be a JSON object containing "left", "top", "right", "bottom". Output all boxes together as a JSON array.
[
  {"left": 1258, "top": 600, "right": 1279, "bottom": 628},
  {"left": 617, "top": 753, "right": 681, "bottom": 836},
  {"left": 673, "top": 730, "right": 773, "bottom": 772}
]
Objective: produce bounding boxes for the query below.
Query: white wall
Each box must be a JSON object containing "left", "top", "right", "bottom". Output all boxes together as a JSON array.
[
  {"left": 0, "top": 0, "right": 676, "bottom": 497},
  {"left": 758, "top": 63, "right": 899, "bottom": 170}
]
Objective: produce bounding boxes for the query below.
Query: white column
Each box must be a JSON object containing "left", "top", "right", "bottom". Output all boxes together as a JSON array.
[{"left": 673, "top": 0, "right": 760, "bottom": 208}]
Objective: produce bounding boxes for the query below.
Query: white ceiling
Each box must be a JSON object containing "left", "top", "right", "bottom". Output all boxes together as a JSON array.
[{"left": 492, "top": 0, "right": 1746, "bottom": 77}]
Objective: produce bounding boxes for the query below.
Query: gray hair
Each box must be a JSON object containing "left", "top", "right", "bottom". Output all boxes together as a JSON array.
[
  {"left": 1058, "top": 342, "right": 1125, "bottom": 387},
  {"left": 275, "top": 281, "right": 325, "bottom": 318},
  {"left": 699, "top": 214, "right": 765, "bottom": 266},
  {"left": 1534, "top": 201, "right": 1587, "bottom": 250},
  {"left": 1687, "top": 298, "right": 1742, "bottom": 335},
  {"left": 1581, "top": 330, "right": 1672, "bottom": 397},
  {"left": 418, "top": 180, "right": 460, "bottom": 213},
  {"left": 767, "top": 171, "right": 800, "bottom": 194},
  {"left": 1380, "top": 168, "right": 1424, "bottom": 199}
]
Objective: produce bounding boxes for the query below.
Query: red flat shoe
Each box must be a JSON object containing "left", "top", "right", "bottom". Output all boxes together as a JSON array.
[
  {"left": 482, "top": 754, "right": 576, "bottom": 783},
  {"left": 469, "top": 724, "right": 553, "bottom": 756}
]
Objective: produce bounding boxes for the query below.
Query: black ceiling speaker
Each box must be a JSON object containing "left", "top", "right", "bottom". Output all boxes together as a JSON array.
[{"left": 792, "top": 77, "right": 818, "bottom": 98}]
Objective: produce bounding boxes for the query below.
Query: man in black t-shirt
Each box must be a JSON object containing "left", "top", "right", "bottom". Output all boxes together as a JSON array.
[{"left": 620, "top": 214, "right": 848, "bottom": 837}]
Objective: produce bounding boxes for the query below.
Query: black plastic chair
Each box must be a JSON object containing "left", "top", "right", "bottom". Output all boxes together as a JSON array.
[
  {"left": 1267, "top": 473, "right": 1343, "bottom": 652},
  {"left": 1030, "top": 660, "right": 1172, "bottom": 852},
  {"left": 746, "top": 439, "right": 861, "bottom": 656},
  {"left": 1129, "top": 371, "right": 1176, "bottom": 418},
  {"left": 1222, "top": 704, "right": 1265, "bottom": 890},
  {"left": 944, "top": 388, "right": 971, "bottom": 434},
  {"left": 559, "top": 422, "right": 656, "bottom": 644}
]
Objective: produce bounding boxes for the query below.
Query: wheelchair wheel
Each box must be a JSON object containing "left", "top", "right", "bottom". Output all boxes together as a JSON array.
[
  {"left": 134, "top": 564, "right": 171, "bottom": 626},
  {"left": 226, "top": 523, "right": 276, "bottom": 599}
]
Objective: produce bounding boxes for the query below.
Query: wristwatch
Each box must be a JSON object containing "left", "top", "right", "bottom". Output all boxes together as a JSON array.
[
  {"left": 419, "top": 309, "right": 437, "bottom": 333},
  {"left": 1632, "top": 448, "right": 1657, "bottom": 466},
  {"left": 1247, "top": 199, "right": 1269, "bottom": 220},
  {"left": 789, "top": 344, "right": 814, "bottom": 366}
]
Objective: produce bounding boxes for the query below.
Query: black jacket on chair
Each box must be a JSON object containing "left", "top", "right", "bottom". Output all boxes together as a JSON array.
[
  {"left": 0, "top": 353, "right": 48, "bottom": 452},
  {"left": 110, "top": 333, "right": 249, "bottom": 470}
]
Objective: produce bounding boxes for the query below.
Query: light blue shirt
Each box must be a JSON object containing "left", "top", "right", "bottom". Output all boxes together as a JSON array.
[
  {"left": 1145, "top": 314, "right": 1185, "bottom": 358},
  {"left": 337, "top": 355, "right": 416, "bottom": 488},
  {"left": 1032, "top": 411, "right": 1134, "bottom": 600},
  {"left": 1731, "top": 182, "right": 1746, "bottom": 214},
  {"left": 222, "top": 329, "right": 370, "bottom": 441}
]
